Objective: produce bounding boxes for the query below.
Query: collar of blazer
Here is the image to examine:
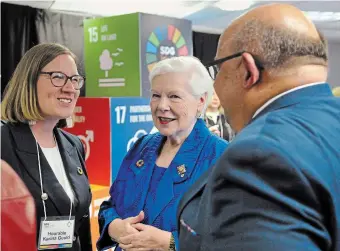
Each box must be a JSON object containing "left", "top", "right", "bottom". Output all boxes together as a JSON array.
[
  {"left": 251, "top": 83, "right": 331, "bottom": 123},
  {"left": 10, "top": 123, "right": 74, "bottom": 154},
  {"left": 177, "top": 165, "right": 213, "bottom": 223},
  {"left": 128, "top": 118, "right": 211, "bottom": 181},
  {"left": 8, "top": 123, "right": 83, "bottom": 216}
]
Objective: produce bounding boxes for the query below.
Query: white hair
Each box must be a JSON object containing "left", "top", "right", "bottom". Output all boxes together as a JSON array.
[{"left": 149, "top": 56, "right": 214, "bottom": 114}]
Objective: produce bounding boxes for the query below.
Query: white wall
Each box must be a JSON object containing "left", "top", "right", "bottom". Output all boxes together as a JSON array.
[{"left": 327, "top": 41, "right": 340, "bottom": 88}]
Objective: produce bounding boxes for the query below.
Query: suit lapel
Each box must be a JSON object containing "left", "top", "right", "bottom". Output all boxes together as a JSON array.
[
  {"left": 148, "top": 119, "right": 211, "bottom": 224},
  {"left": 177, "top": 167, "right": 211, "bottom": 221},
  {"left": 54, "top": 128, "right": 90, "bottom": 215},
  {"left": 12, "top": 124, "right": 45, "bottom": 191},
  {"left": 119, "top": 134, "right": 163, "bottom": 218},
  {"left": 11, "top": 124, "right": 73, "bottom": 216}
]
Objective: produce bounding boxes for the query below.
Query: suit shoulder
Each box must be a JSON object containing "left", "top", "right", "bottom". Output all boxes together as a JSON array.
[
  {"left": 228, "top": 123, "right": 283, "bottom": 155},
  {"left": 227, "top": 109, "right": 336, "bottom": 174},
  {"left": 128, "top": 133, "right": 158, "bottom": 154},
  {"left": 1, "top": 124, "right": 13, "bottom": 154},
  {"left": 249, "top": 100, "right": 339, "bottom": 142},
  {"left": 200, "top": 134, "right": 228, "bottom": 164},
  {"left": 238, "top": 111, "right": 303, "bottom": 150},
  {"left": 1, "top": 122, "right": 17, "bottom": 145},
  {"left": 1, "top": 122, "right": 10, "bottom": 138}
]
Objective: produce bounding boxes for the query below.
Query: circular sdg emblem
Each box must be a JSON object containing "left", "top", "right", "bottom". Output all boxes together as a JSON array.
[{"left": 146, "top": 25, "right": 189, "bottom": 72}]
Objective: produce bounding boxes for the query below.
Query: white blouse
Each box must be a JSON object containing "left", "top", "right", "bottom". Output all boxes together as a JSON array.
[{"left": 41, "top": 145, "right": 75, "bottom": 202}]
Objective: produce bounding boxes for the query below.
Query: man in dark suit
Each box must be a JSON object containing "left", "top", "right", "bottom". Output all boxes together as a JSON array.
[{"left": 178, "top": 3, "right": 340, "bottom": 251}]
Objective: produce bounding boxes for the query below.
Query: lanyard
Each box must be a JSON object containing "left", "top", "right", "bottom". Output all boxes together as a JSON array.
[{"left": 32, "top": 132, "right": 73, "bottom": 221}]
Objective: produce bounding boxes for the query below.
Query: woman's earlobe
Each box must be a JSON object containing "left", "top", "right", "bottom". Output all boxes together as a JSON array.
[
  {"left": 200, "top": 93, "right": 207, "bottom": 105},
  {"left": 196, "top": 109, "right": 202, "bottom": 118}
]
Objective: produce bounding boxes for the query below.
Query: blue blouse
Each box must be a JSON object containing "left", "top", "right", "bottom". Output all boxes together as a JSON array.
[
  {"left": 97, "top": 119, "right": 228, "bottom": 251},
  {"left": 143, "top": 165, "right": 167, "bottom": 227}
]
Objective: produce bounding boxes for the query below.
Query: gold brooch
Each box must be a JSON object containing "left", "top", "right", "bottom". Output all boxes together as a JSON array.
[
  {"left": 177, "top": 165, "right": 186, "bottom": 177},
  {"left": 77, "top": 167, "right": 83, "bottom": 175},
  {"left": 136, "top": 159, "right": 144, "bottom": 168}
]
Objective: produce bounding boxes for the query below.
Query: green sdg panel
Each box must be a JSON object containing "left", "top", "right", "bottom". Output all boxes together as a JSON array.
[
  {"left": 84, "top": 13, "right": 140, "bottom": 97},
  {"left": 84, "top": 13, "right": 192, "bottom": 98}
]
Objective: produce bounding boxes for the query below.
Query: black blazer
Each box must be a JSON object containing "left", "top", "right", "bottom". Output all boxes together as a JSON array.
[{"left": 1, "top": 122, "right": 92, "bottom": 251}]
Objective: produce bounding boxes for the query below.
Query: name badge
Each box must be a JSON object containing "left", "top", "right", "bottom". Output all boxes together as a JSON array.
[{"left": 38, "top": 216, "right": 75, "bottom": 250}]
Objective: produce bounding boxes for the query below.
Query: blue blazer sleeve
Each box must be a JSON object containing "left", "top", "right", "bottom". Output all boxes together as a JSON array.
[
  {"left": 96, "top": 135, "right": 151, "bottom": 251},
  {"left": 96, "top": 197, "right": 120, "bottom": 250},
  {"left": 204, "top": 136, "right": 328, "bottom": 251}
]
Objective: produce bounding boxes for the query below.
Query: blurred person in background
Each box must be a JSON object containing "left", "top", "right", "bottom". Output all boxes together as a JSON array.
[
  {"left": 1, "top": 43, "right": 92, "bottom": 251},
  {"left": 204, "top": 89, "right": 234, "bottom": 141},
  {"left": 97, "top": 56, "right": 228, "bottom": 251}
]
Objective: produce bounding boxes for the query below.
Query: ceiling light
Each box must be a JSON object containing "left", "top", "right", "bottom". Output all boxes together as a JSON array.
[
  {"left": 303, "top": 11, "right": 340, "bottom": 22},
  {"left": 214, "top": 0, "right": 255, "bottom": 11}
]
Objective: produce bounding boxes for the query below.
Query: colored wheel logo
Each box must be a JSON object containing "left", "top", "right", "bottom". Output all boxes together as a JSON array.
[{"left": 146, "top": 25, "right": 189, "bottom": 72}]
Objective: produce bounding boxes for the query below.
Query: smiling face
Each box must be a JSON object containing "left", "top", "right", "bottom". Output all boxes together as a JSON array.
[
  {"left": 37, "top": 54, "right": 80, "bottom": 122},
  {"left": 150, "top": 72, "right": 204, "bottom": 138}
]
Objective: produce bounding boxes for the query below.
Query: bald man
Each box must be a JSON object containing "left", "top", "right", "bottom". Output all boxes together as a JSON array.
[{"left": 178, "top": 4, "right": 340, "bottom": 251}]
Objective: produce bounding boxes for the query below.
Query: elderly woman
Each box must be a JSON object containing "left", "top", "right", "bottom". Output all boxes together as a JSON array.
[
  {"left": 1, "top": 43, "right": 92, "bottom": 251},
  {"left": 97, "top": 56, "right": 228, "bottom": 251}
]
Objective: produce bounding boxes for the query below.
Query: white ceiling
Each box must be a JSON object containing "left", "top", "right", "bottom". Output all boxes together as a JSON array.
[{"left": 5, "top": 0, "right": 340, "bottom": 41}]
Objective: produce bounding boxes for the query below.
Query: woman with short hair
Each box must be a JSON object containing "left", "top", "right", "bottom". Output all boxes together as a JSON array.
[{"left": 97, "top": 56, "right": 228, "bottom": 251}]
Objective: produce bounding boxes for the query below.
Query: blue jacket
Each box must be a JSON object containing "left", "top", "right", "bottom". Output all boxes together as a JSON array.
[
  {"left": 178, "top": 83, "right": 340, "bottom": 251},
  {"left": 97, "top": 119, "right": 228, "bottom": 251}
]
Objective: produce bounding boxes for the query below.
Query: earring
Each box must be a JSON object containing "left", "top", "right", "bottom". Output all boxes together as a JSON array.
[
  {"left": 66, "top": 117, "right": 73, "bottom": 128},
  {"left": 28, "top": 120, "right": 36, "bottom": 126},
  {"left": 196, "top": 110, "right": 202, "bottom": 118}
]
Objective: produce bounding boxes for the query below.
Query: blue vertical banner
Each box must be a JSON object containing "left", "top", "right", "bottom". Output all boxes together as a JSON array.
[{"left": 110, "top": 97, "right": 155, "bottom": 182}]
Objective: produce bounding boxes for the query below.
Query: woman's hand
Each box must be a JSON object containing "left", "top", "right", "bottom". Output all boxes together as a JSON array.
[
  {"left": 108, "top": 211, "right": 145, "bottom": 244},
  {"left": 119, "top": 223, "right": 171, "bottom": 251},
  {"left": 209, "top": 125, "right": 221, "bottom": 137}
]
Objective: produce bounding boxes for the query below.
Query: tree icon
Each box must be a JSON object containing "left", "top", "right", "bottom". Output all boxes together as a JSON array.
[{"left": 99, "top": 49, "right": 113, "bottom": 78}]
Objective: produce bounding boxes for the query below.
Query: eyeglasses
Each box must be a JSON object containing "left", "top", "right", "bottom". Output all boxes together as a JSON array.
[
  {"left": 40, "top": 71, "right": 85, "bottom": 90},
  {"left": 205, "top": 51, "right": 264, "bottom": 80}
]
